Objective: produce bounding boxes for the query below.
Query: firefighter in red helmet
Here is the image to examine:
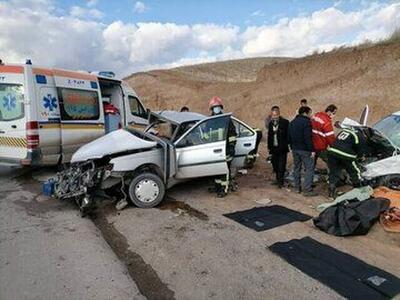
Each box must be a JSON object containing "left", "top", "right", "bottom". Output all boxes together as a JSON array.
[{"left": 208, "top": 96, "right": 238, "bottom": 197}]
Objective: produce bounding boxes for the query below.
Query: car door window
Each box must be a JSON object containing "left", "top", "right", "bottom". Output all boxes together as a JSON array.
[
  {"left": 129, "top": 96, "right": 146, "bottom": 118},
  {"left": 177, "top": 117, "right": 228, "bottom": 147},
  {"left": 232, "top": 119, "right": 254, "bottom": 137}
]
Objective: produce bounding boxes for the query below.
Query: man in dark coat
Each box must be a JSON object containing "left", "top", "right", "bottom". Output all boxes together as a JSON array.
[
  {"left": 268, "top": 107, "right": 289, "bottom": 188},
  {"left": 289, "top": 106, "right": 317, "bottom": 197}
]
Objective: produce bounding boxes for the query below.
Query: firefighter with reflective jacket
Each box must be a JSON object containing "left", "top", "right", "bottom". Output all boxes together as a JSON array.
[
  {"left": 208, "top": 96, "right": 237, "bottom": 197},
  {"left": 327, "top": 127, "right": 367, "bottom": 198}
]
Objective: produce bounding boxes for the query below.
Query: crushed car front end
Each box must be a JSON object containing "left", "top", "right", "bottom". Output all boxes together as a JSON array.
[{"left": 52, "top": 128, "right": 165, "bottom": 215}]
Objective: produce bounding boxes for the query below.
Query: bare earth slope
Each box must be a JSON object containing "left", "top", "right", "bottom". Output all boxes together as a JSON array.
[{"left": 126, "top": 41, "right": 400, "bottom": 129}]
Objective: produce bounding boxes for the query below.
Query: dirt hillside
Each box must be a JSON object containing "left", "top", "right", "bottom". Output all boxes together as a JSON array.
[{"left": 126, "top": 41, "right": 400, "bottom": 130}]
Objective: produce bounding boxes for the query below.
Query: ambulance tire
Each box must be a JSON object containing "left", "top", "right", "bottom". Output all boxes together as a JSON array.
[{"left": 128, "top": 172, "right": 165, "bottom": 208}]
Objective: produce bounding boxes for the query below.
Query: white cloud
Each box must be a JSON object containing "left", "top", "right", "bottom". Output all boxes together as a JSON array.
[
  {"left": 0, "top": 1, "right": 399, "bottom": 76},
  {"left": 251, "top": 10, "right": 265, "bottom": 17},
  {"left": 134, "top": 1, "right": 148, "bottom": 14},
  {"left": 241, "top": 3, "right": 400, "bottom": 57},
  {"left": 192, "top": 24, "right": 240, "bottom": 50},
  {"left": 70, "top": 6, "right": 104, "bottom": 19},
  {"left": 87, "top": 0, "right": 98, "bottom": 7}
]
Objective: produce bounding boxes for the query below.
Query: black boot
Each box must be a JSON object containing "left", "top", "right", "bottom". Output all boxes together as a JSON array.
[
  {"left": 216, "top": 186, "right": 227, "bottom": 198},
  {"left": 229, "top": 179, "right": 238, "bottom": 192},
  {"left": 328, "top": 185, "right": 337, "bottom": 199}
]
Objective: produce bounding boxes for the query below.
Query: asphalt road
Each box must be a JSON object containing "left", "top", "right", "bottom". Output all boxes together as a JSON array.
[
  {"left": 1, "top": 165, "right": 399, "bottom": 300},
  {"left": 0, "top": 166, "right": 144, "bottom": 300}
]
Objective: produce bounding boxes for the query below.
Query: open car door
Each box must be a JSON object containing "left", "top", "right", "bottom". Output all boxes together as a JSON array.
[
  {"left": 174, "top": 114, "right": 231, "bottom": 179},
  {"left": 360, "top": 104, "right": 369, "bottom": 126},
  {"left": 231, "top": 118, "right": 258, "bottom": 168}
]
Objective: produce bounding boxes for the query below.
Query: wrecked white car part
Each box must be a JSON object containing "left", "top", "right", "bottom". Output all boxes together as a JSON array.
[
  {"left": 52, "top": 111, "right": 262, "bottom": 215},
  {"left": 71, "top": 129, "right": 157, "bottom": 163},
  {"left": 340, "top": 110, "right": 400, "bottom": 189},
  {"left": 363, "top": 155, "right": 400, "bottom": 179}
]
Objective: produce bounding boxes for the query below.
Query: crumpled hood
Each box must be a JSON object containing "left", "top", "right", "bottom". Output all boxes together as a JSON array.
[
  {"left": 363, "top": 155, "right": 400, "bottom": 179},
  {"left": 71, "top": 129, "right": 157, "bottom": 163}
]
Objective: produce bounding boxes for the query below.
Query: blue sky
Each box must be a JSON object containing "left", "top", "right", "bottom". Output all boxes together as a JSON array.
[
  {"left": 57, "top": 0, "right": 394, "bottom": 26},
  {"left": 1, "top": 0, "right": 399, "bottom": 75}
]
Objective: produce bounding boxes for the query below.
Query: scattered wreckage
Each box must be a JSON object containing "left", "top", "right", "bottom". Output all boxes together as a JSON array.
[
  {"left": 52, "top": 111, "right": 261, "bottom": 215},
  {"left": 341, "top": 107, "right": 400, "bottom": 190}
]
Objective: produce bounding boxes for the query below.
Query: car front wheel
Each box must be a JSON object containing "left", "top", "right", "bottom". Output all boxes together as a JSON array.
[{"left": 128, "top": 172, "right": 165, "bottom": 208}]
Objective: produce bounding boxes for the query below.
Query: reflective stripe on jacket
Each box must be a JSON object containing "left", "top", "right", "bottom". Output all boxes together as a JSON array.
[{"left": 328, "top": 128, "right": 365, "bottom": 160}]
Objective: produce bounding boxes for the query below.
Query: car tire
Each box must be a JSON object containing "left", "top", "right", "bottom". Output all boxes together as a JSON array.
[
  {"left": 378, "top": 174, "right": 400, "bottom": 190},
  {"left": 128, "top": 172, "right": 165, "bottom": 208}
]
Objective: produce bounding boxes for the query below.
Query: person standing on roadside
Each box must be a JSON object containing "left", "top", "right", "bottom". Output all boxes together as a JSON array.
[
  {"left": 311, "top": 104, "right": 337, "bottom": 167},
  {"left": 265, "top": 105, "right": 280, "bottom": 130},
  {"left": 290, "top": 98, "right": 309, "bottom": 120},
  {"left": 265, "top": 105, "right": 280, "bottom": 163},
  {"left": 208, "top": 96, "right": 238, "bottom": 197},
  {"left": 268, "top": 107, "right": 289, "bottom": 188},
  {"left": 289, "top": 106, "right": 317, "bottom": 197},
  {"left": 300, "top": 98, "right": 308, "bottom": 108}
]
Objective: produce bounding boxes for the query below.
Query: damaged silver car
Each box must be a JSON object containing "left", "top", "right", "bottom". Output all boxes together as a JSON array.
[
  {"left": 341, "top": 107, "right": 400, "bottom": 189},
  {"left": 53, "top": 111, "right": 261, "bottom": 214}
]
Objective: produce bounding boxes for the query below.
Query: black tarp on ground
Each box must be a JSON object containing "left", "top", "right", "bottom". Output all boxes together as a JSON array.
[
  {"left": 269, "top": 237, "right": 400, "bottom": 299},
  {"left": 223, "top": 205, "right": 311, "bottom": 231},
  {"left": 313, "top": 198, "right": 390, "bottom": 236}
]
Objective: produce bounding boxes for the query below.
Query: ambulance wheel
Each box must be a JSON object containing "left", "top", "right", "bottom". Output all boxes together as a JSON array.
[{"left": 128, "top": 173, "right": 165, "bottom": 208}]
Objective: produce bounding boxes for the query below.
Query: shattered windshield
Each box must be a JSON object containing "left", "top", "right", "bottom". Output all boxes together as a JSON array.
[{"left": 373, "top": 114, "right": 400, "bottom": 148}]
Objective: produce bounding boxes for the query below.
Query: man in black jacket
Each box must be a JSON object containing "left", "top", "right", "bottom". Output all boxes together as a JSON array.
[
  {"left": 268, "top": 107, "right": 289, "bottom": 188},
  {"left": 327, "top": 127, "right": 367, "bottom": 198},
  {"left": 289, "top": 106, "right": 317, "bottom": 197}
]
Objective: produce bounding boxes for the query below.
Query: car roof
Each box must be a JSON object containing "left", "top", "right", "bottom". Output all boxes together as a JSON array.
[{"left": 153, "top": 110, "right": 207, "bottom": 124}]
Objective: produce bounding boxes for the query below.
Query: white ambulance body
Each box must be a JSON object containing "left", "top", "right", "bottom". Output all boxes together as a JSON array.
[{"left": 0, "top": 61, "right": 148, "bottom": 166}]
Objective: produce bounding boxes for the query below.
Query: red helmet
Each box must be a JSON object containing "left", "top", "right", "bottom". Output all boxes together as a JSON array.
[{"left": 208, "top": 96, "right": 223, "bottom": 110}]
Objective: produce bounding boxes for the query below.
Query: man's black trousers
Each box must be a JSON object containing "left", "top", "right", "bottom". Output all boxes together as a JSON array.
[
  {"left": 327, "top": 153, "right": 362, "bottom": 188},
  {"left": 271, "top": 152, "right": 288, "bottom": 186}
]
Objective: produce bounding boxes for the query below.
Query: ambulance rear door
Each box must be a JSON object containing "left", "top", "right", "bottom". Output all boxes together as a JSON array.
[
  {"left": 54, "top": 70, "right": 104, "bottom": 162},
  {"left": 0, "top": 65, "right": 27, "bottom": 164},
  {"left": 33, "top": 68, "right": 62, "bottom": 165}
]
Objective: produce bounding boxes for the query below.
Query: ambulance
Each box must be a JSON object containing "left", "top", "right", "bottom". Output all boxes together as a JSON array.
[{"left": 0, "top": 60, "right": 149, "bottom": 166}]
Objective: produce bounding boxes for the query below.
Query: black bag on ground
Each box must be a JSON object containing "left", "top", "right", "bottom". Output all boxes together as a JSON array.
[{"left": 313, "top": 198, "right": 390, "bottom": 236}]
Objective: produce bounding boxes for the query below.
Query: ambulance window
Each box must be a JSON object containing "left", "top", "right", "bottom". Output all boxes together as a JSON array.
[
  {"left": 0, "top": 84, "right": 24, "bottom": 121},
  {"left": 129, "top": 96, "right": 146, "bottom": 118},
  {"left": 59, "top": 88, "right": 100, "bottom": 120}
]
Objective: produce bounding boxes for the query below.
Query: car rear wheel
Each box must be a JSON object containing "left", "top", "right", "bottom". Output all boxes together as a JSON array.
[{"left": 128, "top": 172, "right": 165, "bottom": 208}]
